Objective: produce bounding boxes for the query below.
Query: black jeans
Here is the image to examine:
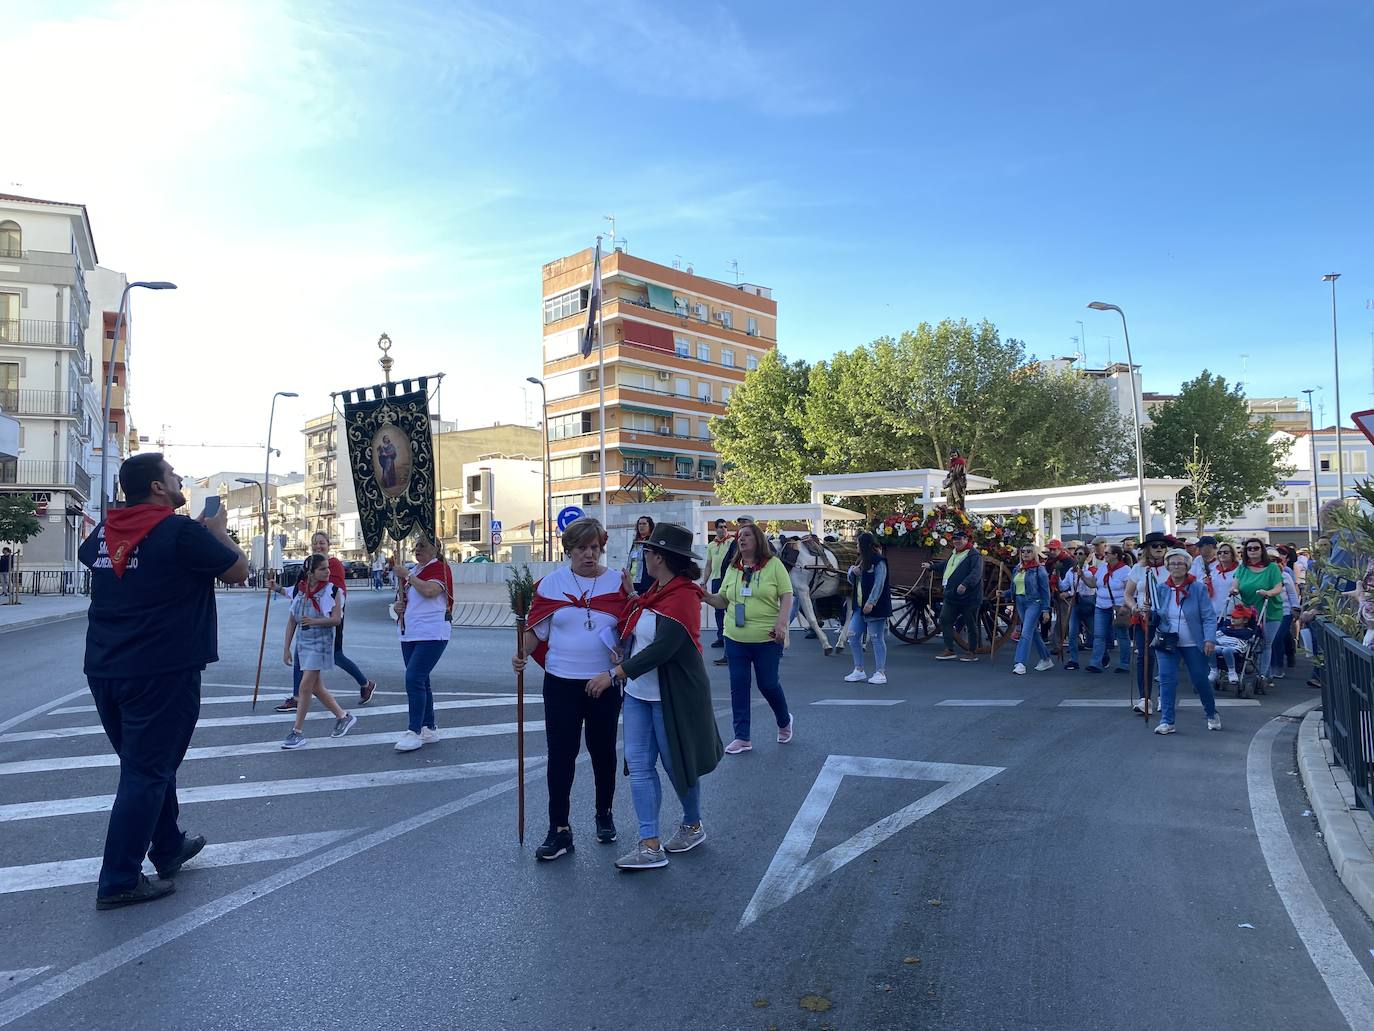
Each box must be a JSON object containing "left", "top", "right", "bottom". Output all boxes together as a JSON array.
[
  {"left": 88, "top": 669, "right": 201, "bottom": 895},
  {"left": 940, "top": 598, "right": 980, "bottom": 652},
  {"left": 711, "top": 578, "right": 725, "bottom": 642},
  {"left": 542, "top": 672, "right": 622, "bottom": 829}
]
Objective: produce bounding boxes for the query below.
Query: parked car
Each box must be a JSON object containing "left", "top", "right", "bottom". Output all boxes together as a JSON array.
[
  {"left": 280, "top": 560, "right": 305, "bottom": 587},
  {"left": 345, "top": 560, "right": 370, "bottom": 580}
]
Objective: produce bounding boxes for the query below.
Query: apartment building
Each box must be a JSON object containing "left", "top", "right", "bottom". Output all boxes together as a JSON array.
[
  {"left": 451, "top": 457, "right": 544, "bottom": 561},
  {"left": 540, "top": 247, "right": 777, "bottom": 511},
  {"left": 433, "top": 423, "right": 542, "bottom": 559},
  {"left": 1042, "top": 357, "right": 1145, "bottom": 427},
  {"left": 302, "top": 413, "right": 340, "bottom": 546},
  {"left": 0, "top": 194, "right": 100, "bottom": 570}
]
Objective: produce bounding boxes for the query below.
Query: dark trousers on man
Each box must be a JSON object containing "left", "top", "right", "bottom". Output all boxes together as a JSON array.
[
  {"left": 711, "top": 577, "right": 725, "bottom": 642},
  {"left": 88, "top": 670, "right": 201, "bottom": 896},
  {"left": 940, "top": 598, "right": 981, "bottom": 653}
]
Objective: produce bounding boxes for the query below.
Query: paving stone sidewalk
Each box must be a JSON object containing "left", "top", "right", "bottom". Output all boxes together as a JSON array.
[{"left": 1298, "top": 709, "right": 1374, "bottom": 923}]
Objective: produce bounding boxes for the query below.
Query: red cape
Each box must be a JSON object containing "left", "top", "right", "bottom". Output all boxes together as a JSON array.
[
  {"left": 619, "top": 576, "right": 704, "bottom": 654},
  {"left": 526, "top": 576, "right": 628, "bottom": 669},
  {"left": 104, "top": 504, "right": 175, "bottom": 577}
]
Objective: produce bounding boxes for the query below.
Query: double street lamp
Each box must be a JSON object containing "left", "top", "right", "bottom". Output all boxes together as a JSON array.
[
  {"left": 526, "top": 376, "right": 551, "bottom": 561},
  {"left": 1321, "top": 273, "right": 1346, "bottom": 503},
  {"left": 100, "top": 280, "right": 176, "bottom": 523},
  {"left": 1087, "top": 300, "right": 1148, "bottom": 539}
]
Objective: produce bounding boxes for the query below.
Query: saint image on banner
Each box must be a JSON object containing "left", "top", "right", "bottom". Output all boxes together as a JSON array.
[{"left": 372, "top": 425, "right": 411, "bottom": 497}]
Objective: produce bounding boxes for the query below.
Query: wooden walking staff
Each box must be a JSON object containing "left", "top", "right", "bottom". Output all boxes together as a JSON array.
[{"left": 506, "top": 566, "right": 535, "bottom": 845}]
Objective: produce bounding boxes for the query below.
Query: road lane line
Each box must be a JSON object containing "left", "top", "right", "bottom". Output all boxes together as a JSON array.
[
  {"left": 936, "top": 699, "right": 1025, "bottom": 707},
  {"left": 810, "top": 699, "right": 905, "bottom": 707},
  {"left": 0, "top": 690, "right": 90, "bottom": 735},
  {"left": 1057, "top": 698, "right": 1260, "bottom": 707},
  {"left": 0, "top": 759, "right": 524, "bottom": 823},
  {"left": 50, "top": 691, "right": 520, "bottom": 713},
  {"left": 0, "top": 830, "right": 357, "bottom": 895},
  {"left": 1247, "top": 698, "right": 1374, "bottom": 1030},
  {"left": 0, "top": 697, "right": 542, "bottom": 743},
  {"left": 0, "top": 721, "right": 548, "bottom": 777}
]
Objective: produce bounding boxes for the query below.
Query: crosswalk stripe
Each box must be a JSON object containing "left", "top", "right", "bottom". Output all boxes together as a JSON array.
[
  {"left": 1058, "top": 698, "right": 1261, "bottom": 708},
  {"left": 810, "top": 699, "right": 905, "bottom": 707},
  {"left": 50, "top": 691, "right": 519, "bottom": 714},
  {"left": 0, "top": 830, "right": 357, "bottom": 895},
  {"left": 936, "top": 699, "right": 1025, "bottom": 707},
  {"left": 0, "top": 721, "right": 548, "bottom": 777},
  {"left": 0, "top": 969, "right": 50, "bottom": 997},
  {"left": 0, "top": 758, "right": 532, "bottom": 823},
  {"left": 0, "top": 697, "right": 544, "bottom": 744}
]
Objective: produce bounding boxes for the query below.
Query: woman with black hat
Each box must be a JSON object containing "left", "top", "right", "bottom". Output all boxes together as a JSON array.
[
  {"left": 1124, "top": 531, "right": 1173, "bottom": 712},
  {"left": 587, "top": 524, "right": 725, "bottom": 871}
]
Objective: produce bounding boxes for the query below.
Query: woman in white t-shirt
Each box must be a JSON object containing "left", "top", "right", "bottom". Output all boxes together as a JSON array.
[
  {"left": 392, "top": 536, "right": 453, "bottom": 754},
  {"left": 512, "top": 517, "right": 629, "bottom": 862}
]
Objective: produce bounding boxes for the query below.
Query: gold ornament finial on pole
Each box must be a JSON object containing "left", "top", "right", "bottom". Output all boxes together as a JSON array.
[{"left": 378, "top": 332, "right": 394, "bottom": 383}]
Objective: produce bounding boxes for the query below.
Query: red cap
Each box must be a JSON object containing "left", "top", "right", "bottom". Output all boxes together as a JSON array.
[{"left": 1048, "top": 539, "right": 1063, "bottom": 549}]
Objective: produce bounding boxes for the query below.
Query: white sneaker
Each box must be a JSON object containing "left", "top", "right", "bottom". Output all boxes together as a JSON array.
[
  {"left": 394, "top": 730, "right": 424, "bottom": 752},
  {"left": 844, "top": 669, "right": 868, "bottom": 682},
  {"left": 1207, "top": 715, "right": 1222, "bottom": 731},
  {"left": 1133, "top": 698, "right": 1149, "bottom": 714},
  {"left": 868, "top": 671, "right": 887, "bottom": 685},
  {"left": 419, "top": 726, "right": 440, "bottom": 744},
  {"left": 1154, "top": 722, "right": 1176, "bottom": 735},
  {"left": 1034, "top": 658, "right": 1054, "bottom": 672},
  {"left": 1208, "top": 668, "right": 1218, "bottom": 684},
  {"left": 1012, "top": 663, "right": 1027, "bottom": 675},
  {"left": 1227, "top": 670, "right": 1239, "bottom": 685}
]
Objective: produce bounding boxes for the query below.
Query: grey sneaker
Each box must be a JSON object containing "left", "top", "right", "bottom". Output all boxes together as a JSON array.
[
  {"left": 614, "top": 842, "right": 669, "bottom": 870},
  {"left": 281, "top": 729, "right": 307, "bottom": 750},
  {"left": 664, "top": 823, "right": 706, "bottom": 854},
  {"left": 331, "top": 713, "right": 357, "bottom": 738}
]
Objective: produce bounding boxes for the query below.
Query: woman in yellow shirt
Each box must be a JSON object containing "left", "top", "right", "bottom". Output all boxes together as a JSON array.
[{"left": 704, "top": 523, "right": 794, "bottom": 755}]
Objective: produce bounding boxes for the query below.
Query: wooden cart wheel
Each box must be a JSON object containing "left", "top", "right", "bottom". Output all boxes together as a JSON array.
[
  {"left": 951, "top": 556, "right": 1016, "bottom": 654},
  {"left": 889, "top": 586, "right": 939, "bottom": 644}
]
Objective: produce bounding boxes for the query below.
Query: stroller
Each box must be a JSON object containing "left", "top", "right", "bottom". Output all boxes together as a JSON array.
[{"left": 1213, "top": 604, "right": 1265, "bottom": 698}]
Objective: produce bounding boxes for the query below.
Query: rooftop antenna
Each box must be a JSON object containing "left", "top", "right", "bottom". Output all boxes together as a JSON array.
[
  {"left": 672, "top": 255, "right": 682, "bottom": 270},
  {"left": 1103, "top": 335, "right": 1113, "bottom": 365},
  {"left": 1069, "top": 336, "right": 1083, "bottom": 363},
  {"left": 727, "top": 259, "right": 740, "bottom": 285},
  {"left": 1239, "top": 353, "right": 1250, "bottom": 392},
  {"left": 604, "top": 215, "right": 623, "bottom": 252}
]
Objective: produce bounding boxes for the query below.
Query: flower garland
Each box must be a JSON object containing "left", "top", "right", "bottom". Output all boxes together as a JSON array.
[{"left": 876, "top": 505, "right": 1036, "bottom": 561}]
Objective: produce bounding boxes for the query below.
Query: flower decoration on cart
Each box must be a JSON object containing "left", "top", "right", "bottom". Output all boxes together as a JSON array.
[{"left": 875, "top": 505, "right": 1036, "bottom": 560}]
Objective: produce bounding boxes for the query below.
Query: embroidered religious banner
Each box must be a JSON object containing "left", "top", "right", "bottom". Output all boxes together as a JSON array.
[{"left": 340, "top": 378, "right": 436, "bottom": 552}]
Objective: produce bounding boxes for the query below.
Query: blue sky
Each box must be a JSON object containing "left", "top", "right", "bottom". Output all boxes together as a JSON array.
[{"left": 10, "top": 0, "right": 1374, "bottom": 474}]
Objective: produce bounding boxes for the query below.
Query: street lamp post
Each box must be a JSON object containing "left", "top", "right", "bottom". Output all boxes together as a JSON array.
[
  {"left": 237, "top": 476, "right": 272, "bottom": 710},
  {"left": 264, "top": 390, "right": 298, "bottom": 572},
  {"left": 1088, "top": 301, "right": 1148, "bottom": 538},
  {"left": 99, "top": 281, "right": 176, "bottom": 523},
  {"left": 1301, "top": 387, "right": 1318, "bottom": 549},
  {"left": 1321, "top": 274, "right": 1345, "bottom": 503},
  {"left": 526, "top": 376, "right": 551, "bottom": 561}
]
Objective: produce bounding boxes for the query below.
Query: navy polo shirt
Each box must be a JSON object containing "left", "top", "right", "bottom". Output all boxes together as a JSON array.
[{"left": 80, "top": 514, "right": 240, "bottom": 678}]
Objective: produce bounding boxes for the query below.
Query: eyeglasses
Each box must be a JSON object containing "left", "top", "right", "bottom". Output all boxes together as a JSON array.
[{"left": 1246, "top": 545, "right": 1263, "bottom": 551}]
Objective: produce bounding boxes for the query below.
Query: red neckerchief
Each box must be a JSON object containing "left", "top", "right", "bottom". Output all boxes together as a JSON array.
[
  {"left": 1216, "top": 560, "right": 1238, "bottom": 573},
  {"left": 1107, "top": 561, "right": 1125, "bottom": 575},
  {"left": 954, "top": 539, "right": 973, "bottom": 552},
  {"left": 415, "top": 557, "right": 452, "bottom": 595},
  {"left": 103, "top": 504, "right": 175, "bottom": 578},
  {"left": 303, "top": 577, "right": 330, "bottom": 615},
  {"left": 733, "top": 554, "right": 768, "bottom": 573},
  {"left": 1019, "top": 560, "right": 1040, "bottom": 570},
  {"left": 1167, "top": 574, "right": 1196, "bottom": 608},
  {"left": 525, "top": 570, "right": 629, "bottom": 669},
  {"left": 619, "top": 575, "right": 704, "bottom": 655},
  {"left": 1244, "top": 559, "right": 1269, "bottom": 570}
]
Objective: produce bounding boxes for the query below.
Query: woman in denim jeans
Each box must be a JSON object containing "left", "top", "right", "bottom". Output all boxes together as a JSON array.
[
  {"left": 392, "top": 536, "right": 452, "bottom": 754},
  {"left": 1003, "top": 544, "right": 1053, "bottom": 675},
  {"left": 1059, "top": 544, "right": 1097, "bottom": 670},
  {"left": 704, "top": 523, "right": 794, "bottom": 754},
  {"left": 843, "top": 532, "right": 892, "bottom": 685},
  {"left": 1151, "top": 548, "right": 1220, "bottom": 735},
  {"left": 1082, "top": 544, "right": 1133, "bottom": 674}
]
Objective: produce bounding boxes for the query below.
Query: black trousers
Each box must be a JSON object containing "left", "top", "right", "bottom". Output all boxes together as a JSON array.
[
  {"left": 542, "top": 672, "right": 622, "bottom": 829},
  {"left": 940, "top": 598, "right": 981, "bottom": 652},
  {"left": 88, "top": 669, "right": 201, "bottom": 895}
]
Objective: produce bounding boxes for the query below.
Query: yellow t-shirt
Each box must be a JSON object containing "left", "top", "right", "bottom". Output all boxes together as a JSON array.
[
  {"left": 705, "top": 538, "right": 731, "bottom": 582},
  {"left": 720, "top": 556, "right": 792, "bottom": 643}
]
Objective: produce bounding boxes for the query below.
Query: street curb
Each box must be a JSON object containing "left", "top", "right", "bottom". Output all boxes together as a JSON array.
[
  {"left": 0, "top": 608, "right": 87, "bottom": 636},
  {"left": 1296, "top": 709, "right": 1374, "bottom": 924}
]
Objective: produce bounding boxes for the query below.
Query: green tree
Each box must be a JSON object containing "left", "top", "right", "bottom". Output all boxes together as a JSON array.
[
  {"left": 1141, "top": 371, "right": 1292, "bottom": 529},
  {"left": 0, "top": 492, "right": 44, "bottom": 604},
  {"left": 711, "top": 350, "right": 817, "bottom": 504}
]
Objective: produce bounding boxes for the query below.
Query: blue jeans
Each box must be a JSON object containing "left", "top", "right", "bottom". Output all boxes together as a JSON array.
[
  {"left": 1067, "top": 599, "right": 1095, "bottom": 663},
  {"left": 622, "top": 693, "right": 701, "bottom": 841},
  {"left": 401, "top": 639, "right": 447, "bottom": 733},
  {"left": 1013, "top": 601, "right": 1051, "bottom": 666},
  {"left": 1091, "top": 608, "right": 1131, "bottom": 671},
  {"left": 847, "top": 610, "right": 887, "bottom": 671},
  {"left": 725, "top": 638, "right": 790, "bottom": 742},
  {"left": 292, "top": 649, "right": 367, "bottom": 695},
  {"left": 1269, "top": 614, "right": 1292, "bottom": 670},
  {"left": 711, "top": 578, "right": 725, "bottom": 642},
  {"left": 1156, "top": 644, "right": 1217, "bottom": 724}
]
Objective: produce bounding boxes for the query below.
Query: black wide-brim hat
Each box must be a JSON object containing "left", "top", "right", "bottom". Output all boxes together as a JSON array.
[
  {"left": 643, "top": 522, "right": 702, "bottom": 562},
  {"left": 1141, "top": 531, "right": 1172, "bottom": 546}
]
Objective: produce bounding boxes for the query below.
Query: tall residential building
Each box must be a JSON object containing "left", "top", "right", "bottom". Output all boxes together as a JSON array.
[
  {"left": 0, "top": 194, "right": 100, "bottom": 571},
  {"left": 540, "top": 247, "right": 777, "bottom": 510},
  {"left": 302, "top": 413, "right": 340, "bottom": 546},
  {"left": 1042, "top": 356, "right": 1145, "bottom": 427},
  {"left": 429, "top": 423, "right": 543, "bottom": 559},
  {"left": 87, "top": 265, "right": 134, "bottom": 535}
]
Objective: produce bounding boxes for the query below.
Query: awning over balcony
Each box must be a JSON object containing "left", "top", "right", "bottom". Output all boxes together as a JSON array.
[
  {"left": 647, "top": 284, "right": 677, "bottom": 312},
  {"left": 621, "top": 403, "right": 673, "bottom": 419},
  {"left": 621, "top": 318, "right": 673, "bottom": 353},
  {"left": 619, "top": 447, "right": 677, "bottom": 460}
]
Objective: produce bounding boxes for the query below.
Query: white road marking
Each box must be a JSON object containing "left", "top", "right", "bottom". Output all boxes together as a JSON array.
[
  {"left": 0, "top": 829, "right": 356, "bottom": 895},
  {"left": 738, "top": 754, "right": 1004, "bottom": 930},
  {"left": 1057, "top": 698, "right": 1260, "bottom": 707},
  {"left": 0, "top": 690, "right": 90, "bottom": 735},
  {"left": 1247, "top": 698, "right": 1374, "bottom": 1029},
  {"left": 810, "top": 699, "right": 905, "bottom": 707},
  {"left": 50, "top": 691, "right": 520, "bottom": 713},
  {"left": 0, "top": 969, "right": 50, "bottom": 997},
  {"left": 936, "top": 699, "right": 1024, "bottom": 707},
  {"left": 0, "top": 721, "right": 548, "bottom": 777},
  {"left": 0, "top": 758, "right": 524, "bottom": 823},
  {"left": 0, "top": 697, "right": 541, "bottom": 743}
]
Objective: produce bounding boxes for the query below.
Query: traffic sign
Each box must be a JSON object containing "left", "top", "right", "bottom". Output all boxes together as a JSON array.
[
  {"left": 557, "top": 506, "right": 584, "bottom": 531},
  {"left": 490, "top": 519, "right": 503, "bottom": 534},
  {"left": 1353, "top": 408, "right": 1374, "bottom": 448},
  {"left": 528, "top": 519, "right": 537, "bottom": 538},
  {"left": 492, "top": 531, "right": 503, "bottom": 545}
]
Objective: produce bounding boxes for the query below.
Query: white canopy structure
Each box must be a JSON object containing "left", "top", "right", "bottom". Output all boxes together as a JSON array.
[
  {"left": 806, "top": 468, "right": 998, "bottom": 506},
  {"left": 961, "top": 477, "right": 1190, "bottom": 538},
  {"left": 694, "top": 502, "right": 865, "bottom": 549}
]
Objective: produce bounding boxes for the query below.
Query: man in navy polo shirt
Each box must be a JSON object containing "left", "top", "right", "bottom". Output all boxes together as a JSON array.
[{"left": 80, "top": 453, "right": 248, "bottom": 910}]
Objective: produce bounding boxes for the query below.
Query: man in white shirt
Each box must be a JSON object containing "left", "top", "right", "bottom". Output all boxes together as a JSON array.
[{"left": 1124, "top": 532, "right": 1172, "bottom": 713}]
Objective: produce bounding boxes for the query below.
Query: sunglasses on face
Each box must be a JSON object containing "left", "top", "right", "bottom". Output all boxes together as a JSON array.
[{"left": 1246, "top": 545, "right": 1263, "bottom": 551}]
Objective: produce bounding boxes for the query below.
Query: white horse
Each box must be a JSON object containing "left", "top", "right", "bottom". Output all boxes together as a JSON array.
[{"left": 778, "top": 534, "right": 845, "bottom": 655}]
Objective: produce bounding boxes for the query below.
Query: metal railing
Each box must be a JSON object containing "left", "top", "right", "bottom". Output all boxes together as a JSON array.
[
  {"left": 4, "top": 569, "right": 91, "bottom": 596},
  {"left": 0, "top": 318, "right": 83, "bottom": 349},
  {"left": 1318, "top": 618, "right": 1374, "bottom": 812},
  {"left": 0, "top": 388, "right": 81, "bottom": 417},
  {"left": 0, "top": 246, "right": 22, "bottom": 259},
  {"left": 0, "top": 460, "right": 87, "bottom": 492}
]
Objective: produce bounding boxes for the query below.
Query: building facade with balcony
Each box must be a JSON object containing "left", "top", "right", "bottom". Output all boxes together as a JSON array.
[
  {"left": 433, "top": 423, "right": 542, "bottom": 560},
  {"left": 0, "top": 194, "right": 101, "bottom": 570},
  {"left": 302, "top": 413, "right": 340, "bottom": 548},
  {"left": 540, "top": 248, "right": 777, "bottom": 511},
  {"left": 85, "top": 265, "right": 134, "bottom": 537},
  {"left": 450, "top": 458, "right": 544, "bottom": 562}
]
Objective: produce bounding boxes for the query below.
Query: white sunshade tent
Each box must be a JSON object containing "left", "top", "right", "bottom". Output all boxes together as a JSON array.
[
  {"left": 960, "top": 477, "right": 1190, "bottom": 538},
  {"left": 694, "top": 502, "right": 865, "bottom": 549},
  {"left": 806, "top": 468, "right": 998, "bottom": 506}
]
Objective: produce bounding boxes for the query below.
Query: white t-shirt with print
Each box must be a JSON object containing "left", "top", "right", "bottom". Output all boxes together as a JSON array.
[{"left": 531, "top": 566, "right": 622, "bottom": 680}]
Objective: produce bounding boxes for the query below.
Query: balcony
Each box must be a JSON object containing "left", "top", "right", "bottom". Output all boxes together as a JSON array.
[
  {"left": 0, "top": 318, "right": 84, "bottom": 351},
  {"left": 0, "top": 460, "right": 91, "bottom": 499},
  {"left": 0, "top": 388, "right": 82, "bottom": 418}
]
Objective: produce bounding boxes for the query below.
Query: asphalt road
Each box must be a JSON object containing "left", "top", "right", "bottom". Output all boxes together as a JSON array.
[{"left": 1, "top": 589, "right": 1372, "bottom": 1030}]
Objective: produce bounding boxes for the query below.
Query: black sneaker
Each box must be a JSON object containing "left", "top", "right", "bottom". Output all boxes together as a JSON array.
[
  {"left": 710, "top": 639, "right": 725, "bottom": 649},
  {"left": 360, "top": 680, "right": 377, "bottom": 705},
  {"left": 273, "top": 697, "right": 297, "bottom": 713},
  {"left": 153, "top": 833, "right": 206, "bottom": 878},
  {"left": 713, "top": 657, "right": 728, "bottom": 666},
  {"left": 535, "top": 827, "right": 574, "bottom": 861},
  {"left": 1064, "top": 661, "right": 1079, "bottom": 671},
  {"left": 595, "top": 812, "right": 617, "bottom": 844},
  {"left": 96, "top": 873, "right": 175, "bottom": 911}
]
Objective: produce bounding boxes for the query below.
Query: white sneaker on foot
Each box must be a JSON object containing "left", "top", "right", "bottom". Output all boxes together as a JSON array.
[
  {"left": 868, "top": 671, "right": 887, "bottom": 685},
  {"left": 1207, "top": 715, "right": 1222, "bottom": 731},
  {"left": 419, "top": 726, "right": 440, "bottom": 743},
  {"left": 1154, "top": 722, "right": 1176, "bottom": 735},
  {"left": 1133, "top": 698, "right": 1149, "bottom": 714},
  {"left": 1012, "top": 663, "right": 1027, "bottom": 675},
  {"left": 394, "top": 730, "right": 424, "bottom": 752},
  {"left": 844, "top": 668, "right": 868, "bottom": 682},
  {"left": 1208, "top": 668, "right": 1218, "bottom": 684},
  {"left": 1034, "top": 658, "right": 1054, "bottom": 672},
  {"left": 1227, "top": 670, "right": 1239, "bottom": 685}
]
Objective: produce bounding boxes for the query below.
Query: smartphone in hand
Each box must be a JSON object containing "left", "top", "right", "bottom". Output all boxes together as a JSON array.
[{"left": 201, "top": 496, "right": 221, "bottom": 519}]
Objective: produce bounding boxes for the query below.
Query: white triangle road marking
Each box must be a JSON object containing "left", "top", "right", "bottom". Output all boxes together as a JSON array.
[
  {"left": 738, "top": 754, "right": 1004, "bottom": 930},
  {"left": 0, "top": 721, "right": 548, "bottom": 778},
  {"left": 0, "top": 830, "right": 357, "bottom": 895},
  {"left": 0, "top": 969, "right": 50, "bottom": 997}
]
